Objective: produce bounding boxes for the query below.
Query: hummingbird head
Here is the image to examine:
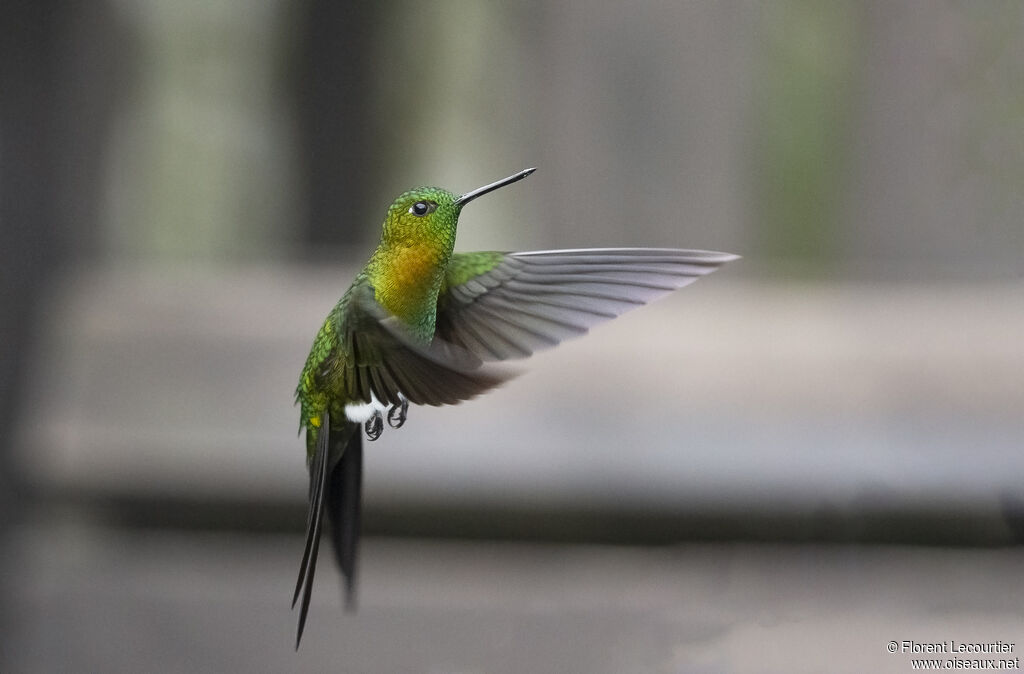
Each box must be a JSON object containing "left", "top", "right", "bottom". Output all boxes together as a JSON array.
[
  {"left": 380, "top": 186, "right": 461, "bottom": 250},
  {"left": 369, "top": 168, "right": 536, "bottom": 339},
  {"left": 378, "top": 168, "right": 537, "bottom": 249}
]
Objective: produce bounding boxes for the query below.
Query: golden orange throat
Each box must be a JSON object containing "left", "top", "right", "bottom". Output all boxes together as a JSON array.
[{"left": 371, "top": 243, "right": 446, "bottom": 323}]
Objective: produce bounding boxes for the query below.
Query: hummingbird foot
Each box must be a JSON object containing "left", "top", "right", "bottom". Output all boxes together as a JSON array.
[
  {"left": 387, "top": 396, "right": 409, "bottom": 429},
  {"left": 364, "top": 411, "right": 384, "bottom": 441}
]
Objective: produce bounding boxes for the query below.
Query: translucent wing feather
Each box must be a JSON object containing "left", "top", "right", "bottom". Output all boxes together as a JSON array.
[
  {"left": 327, "top": 283, "right": 513, "bottom": 408},
  {"left": 437, "top": 248, "right": 738, "bottom": 361}
]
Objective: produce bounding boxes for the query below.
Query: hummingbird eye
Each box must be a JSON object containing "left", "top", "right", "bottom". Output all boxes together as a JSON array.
[{"left": 409, "top": 201, "right": 436, "bottom": 217}]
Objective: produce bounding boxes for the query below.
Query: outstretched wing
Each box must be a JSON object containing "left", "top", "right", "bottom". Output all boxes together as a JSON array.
[
  {"left": 436, "top": 248, "right": 738, "bottom": 361},
  {"left": 325, "top": 282, "right": 513, "bottom": 408}
]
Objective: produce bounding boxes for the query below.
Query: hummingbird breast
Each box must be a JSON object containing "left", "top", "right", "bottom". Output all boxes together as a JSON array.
[{"left": 370, "top": 243, "right": 449, "bottom": 340}]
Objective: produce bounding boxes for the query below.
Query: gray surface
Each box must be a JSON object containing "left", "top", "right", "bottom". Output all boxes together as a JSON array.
[
  {"left": 14, "top": 267, "right": 1024, "bottom": 541},
  {"left": 6, "top": 521, "right": 1023, "bottom": 674},
  {"left": 10, "top": 266, "right": 1024, "bottom": 671}
]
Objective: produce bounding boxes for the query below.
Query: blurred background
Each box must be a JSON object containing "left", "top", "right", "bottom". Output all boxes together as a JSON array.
[{"left": 3, "top": 1, "right": 1023, "bottom": 672}]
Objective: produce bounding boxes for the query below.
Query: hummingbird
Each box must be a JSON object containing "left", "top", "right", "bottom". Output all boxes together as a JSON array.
[{"left": 292, "top": 167, "right": 737, "bottom": 647}]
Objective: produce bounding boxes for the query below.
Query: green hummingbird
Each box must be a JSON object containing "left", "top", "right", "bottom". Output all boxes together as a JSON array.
[{"left": 292, "top": 167, "right": 737, "bottom": 647}]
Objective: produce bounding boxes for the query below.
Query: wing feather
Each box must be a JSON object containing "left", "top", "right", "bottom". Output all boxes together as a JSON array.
[
  {"left": 331, "top": 284, "right": 513, "bottom": 409},
  {"left": 437, "top": 248, "right": 737, "bottom": 361}
]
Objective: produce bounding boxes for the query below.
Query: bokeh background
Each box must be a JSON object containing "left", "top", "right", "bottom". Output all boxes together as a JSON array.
[{"left": 3, "top": 2, "right": 1023, "bottom": 672}]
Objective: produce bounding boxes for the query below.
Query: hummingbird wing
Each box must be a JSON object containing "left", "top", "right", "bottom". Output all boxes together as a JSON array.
[
  {"left": 436, "top": 248, "right": 738, "bottom": 361},
  {"left": 337, "top": 282, "right": 513, "bottom": 407}
]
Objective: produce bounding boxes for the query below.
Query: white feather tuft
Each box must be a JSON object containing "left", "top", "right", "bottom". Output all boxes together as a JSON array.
[{"left": 344, "top": 391, "right": 386, "bottom": 423}]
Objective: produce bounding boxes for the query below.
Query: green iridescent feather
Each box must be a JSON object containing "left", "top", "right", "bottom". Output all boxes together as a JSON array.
[{"left": 290, "top": 168, "right": 738, "bottom": 648}]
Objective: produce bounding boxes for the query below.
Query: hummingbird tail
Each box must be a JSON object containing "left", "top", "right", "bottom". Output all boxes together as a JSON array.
[
  {"left": 293, "top": 408, "right": 331, "bottom": 649},
  {"left": 327, "top": 425, "right": 363, "bottom": 610}
]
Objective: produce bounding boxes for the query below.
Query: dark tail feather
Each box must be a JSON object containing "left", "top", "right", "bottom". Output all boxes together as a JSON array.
[
  {"left": 327, "top": 428, "right": 362, "bottom": 610},
  {"left": 293, "top": 410, "right": 331, "bottom": 650}
]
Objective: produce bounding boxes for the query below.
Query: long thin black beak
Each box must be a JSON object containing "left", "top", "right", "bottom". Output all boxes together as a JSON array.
[{"left": 453, "top": 168, "right": 536, "bottom": 208}]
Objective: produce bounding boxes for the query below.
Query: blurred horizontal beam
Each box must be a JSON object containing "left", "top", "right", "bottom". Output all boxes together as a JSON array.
[
  {"left": 32, "top": 492, "right": 1021, "bottom": 547},
  {"left": 14, "top": 263, "right": 1024, "bottom": 543}
]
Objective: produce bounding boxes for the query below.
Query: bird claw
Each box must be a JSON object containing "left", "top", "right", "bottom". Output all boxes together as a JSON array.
[
  {"left": 387, "top": 398, "right": 409, "bottom": 429},
  {"left": 362, "top": 396, "right": 407, "bottom": 440},
  {"left": 364, "top": 411, "right": 383, "bottom": 441}
]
